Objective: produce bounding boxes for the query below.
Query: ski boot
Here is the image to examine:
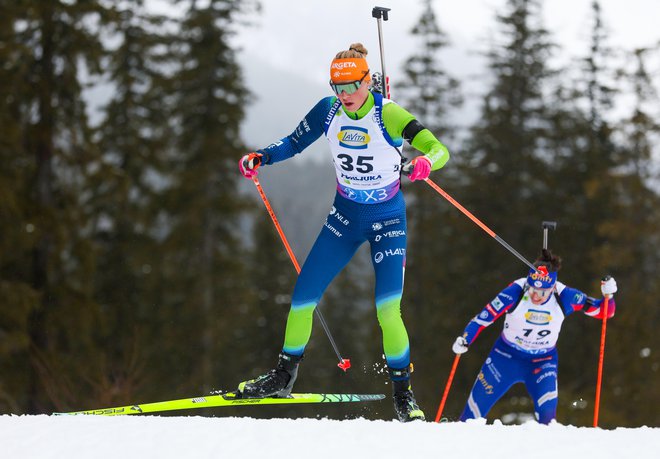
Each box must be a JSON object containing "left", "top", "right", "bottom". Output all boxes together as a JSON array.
[
  {"left": 237, "top": 352, "right": 302, "bottom": 398},
  {"left": 390, "top": 365, "right": 425, "bottom": 422}
]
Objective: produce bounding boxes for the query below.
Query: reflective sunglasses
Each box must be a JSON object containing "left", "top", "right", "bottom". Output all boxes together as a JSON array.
[{"left": 329, "top": 71, "right": 369, "bottom": 95}]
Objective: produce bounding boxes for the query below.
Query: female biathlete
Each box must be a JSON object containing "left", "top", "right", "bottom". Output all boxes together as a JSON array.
[{"left": 236, "top": 43, "right": 451, "bottom": 422}]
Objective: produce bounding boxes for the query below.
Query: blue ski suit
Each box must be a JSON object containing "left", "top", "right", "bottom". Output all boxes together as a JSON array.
[
  {"left": 255, "top": 91, "right": 449, "bottom": 371},
  {"left": 458, "top": 278, "right": 616, "bottom": 423}
]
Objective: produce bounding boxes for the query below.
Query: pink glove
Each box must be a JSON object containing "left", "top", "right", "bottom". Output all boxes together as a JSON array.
[
  {"left": 408, "top": 156, "right": 432, "bottom": 181},
  {"left": 239, "top": 152, "right": 262, "bottom": 179}
]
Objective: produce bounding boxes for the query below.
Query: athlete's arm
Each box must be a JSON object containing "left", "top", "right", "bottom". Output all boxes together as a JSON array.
[
  {"left": 557, "top": 285, "right": 616, "bottom": 319},
  {"left": 382, "top": 103, "right": 450, "bottom": 170},
  {"left": 257, "top": 96, "right": 335, "bottom": 165},
  {"left": 461, "top": 281, "right": 524, "bottom": 345}
]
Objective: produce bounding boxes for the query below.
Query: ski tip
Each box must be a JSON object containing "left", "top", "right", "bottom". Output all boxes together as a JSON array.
[{"left": 338, "top": 358, "right": 351, "bottom": 372}]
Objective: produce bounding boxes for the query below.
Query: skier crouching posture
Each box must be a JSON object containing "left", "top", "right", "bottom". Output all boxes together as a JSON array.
[
  {"left": 237, "top": 43, "right": 451, "bottom": 422},
  {"left": 452, "top": 249, "right": 617, "bottom": 424}
]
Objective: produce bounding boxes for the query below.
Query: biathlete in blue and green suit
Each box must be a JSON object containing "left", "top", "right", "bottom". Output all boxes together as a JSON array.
[{"left": 236, "top": 42, "right": 450, "bottom": 422}]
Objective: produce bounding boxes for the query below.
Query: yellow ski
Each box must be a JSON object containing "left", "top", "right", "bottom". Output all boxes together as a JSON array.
[{"left": 53, "top": 392, "right": 385, "bottom": 416}]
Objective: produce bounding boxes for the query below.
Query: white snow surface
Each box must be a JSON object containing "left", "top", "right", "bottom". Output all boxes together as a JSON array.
[{"left": 2, "top": 414, "right": 657, "bottom": 459}]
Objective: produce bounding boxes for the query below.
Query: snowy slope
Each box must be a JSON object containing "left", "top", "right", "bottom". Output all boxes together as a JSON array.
[{"left": 2, "top": 414, "right": 657, "bottom": 459}]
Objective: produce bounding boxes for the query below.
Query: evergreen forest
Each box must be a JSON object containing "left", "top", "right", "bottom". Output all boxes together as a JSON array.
[{"left": 0, "top": 0, "right": 658, "bottom": 428}]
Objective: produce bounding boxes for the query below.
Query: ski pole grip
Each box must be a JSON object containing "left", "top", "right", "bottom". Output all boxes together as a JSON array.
[
  {"left": 372, "top": 6, "right": 390, "bottom": 20},
  {"left": 541, "top": 221, "right": 557, "bottom": 250}
]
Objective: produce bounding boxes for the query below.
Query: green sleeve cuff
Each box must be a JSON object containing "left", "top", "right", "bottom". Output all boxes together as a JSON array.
[
  {"left": 410, "top": 129, "right": 450, "bottom": 170},
  {"left": 382, "top": 103, "right": 450, "bottom": 170}
]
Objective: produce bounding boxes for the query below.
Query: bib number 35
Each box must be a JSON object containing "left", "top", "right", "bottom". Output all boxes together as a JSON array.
[{"left": 337, "top": 154, "right": 374, "bottom": 173}]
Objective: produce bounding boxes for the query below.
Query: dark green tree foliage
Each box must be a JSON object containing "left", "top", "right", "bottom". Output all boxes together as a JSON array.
[
  {"left": 462, "top": 0, "right": 557, "bottom": 266},
  {"left": 449, "top": 0, "right": 559, "bottom": 421},
  {"left": 395, "top": 0, "right": 462, "bottom": 133},
  {"left": 0, "top": 0, "right": 261, "bottom": 414},
  {"left": 589, "top": 44, "right": 660, "bottom": 427},
  {"left": 392, "top": 0, "right": 466, "bottom": 412},
  {"left": 88, "top": 1, "right": 177, "bottom": 407},
  {"left": 0, "top": 0, "right": 115, "bottom": 413},
  {"left": 453, "top": 1, "right": 660, "bottom": 427},
  {"left": 0, "top": 2, "right": 36, "bottom": 413},
  {"left": 542, "top": 1, "right": 627, "bottom": 427},
  {"left": 548, "top": 1, "right": 618, "bottom": 281},
  {"left": 156, "top": 0, "right": 258, "bottom": 395}
]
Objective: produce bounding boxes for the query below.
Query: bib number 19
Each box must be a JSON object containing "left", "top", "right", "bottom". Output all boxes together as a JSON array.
[{"left": 522, "top": 329, "right": 551, "bottom": 338}]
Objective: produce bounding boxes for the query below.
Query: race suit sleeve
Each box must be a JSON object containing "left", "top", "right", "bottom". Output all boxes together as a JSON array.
[
  {"left": 556, "top": 285, "right": 616, "bottom": 319},
  {"left": 461, "top": 281, "right": 525, "bottom": 345},
  {"left": 257, "top": 96, "right": 335, "bottom": 165},
  {"left": 382, "top": 102, "right": 450, "bottom": 170}
]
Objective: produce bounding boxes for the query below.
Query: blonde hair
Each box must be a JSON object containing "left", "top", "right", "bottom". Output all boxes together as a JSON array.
[{"left": 335, "top": 43, "right": 368, "bottom": 59}]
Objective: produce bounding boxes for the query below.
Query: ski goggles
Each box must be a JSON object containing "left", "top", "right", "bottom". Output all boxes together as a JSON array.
[
  {"left": 329, "top": 71, "right": 369, "bottom": 95},
  {"left": 528, "top": 286, "right": 554, "bottom": 300}
]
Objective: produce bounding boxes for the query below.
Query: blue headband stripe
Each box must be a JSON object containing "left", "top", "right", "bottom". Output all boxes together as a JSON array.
[{"left": 527, "top": 268, "right": 557, "bottom": 289}]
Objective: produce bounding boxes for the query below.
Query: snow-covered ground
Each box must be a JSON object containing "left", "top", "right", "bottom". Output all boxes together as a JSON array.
[{"left": 2, "top": 414, "right": 657, "bottom": 458}]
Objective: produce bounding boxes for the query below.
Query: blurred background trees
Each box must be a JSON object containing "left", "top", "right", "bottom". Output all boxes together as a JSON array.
[{"left": 0, "top": 0, "right": 657, "bottom": 427}]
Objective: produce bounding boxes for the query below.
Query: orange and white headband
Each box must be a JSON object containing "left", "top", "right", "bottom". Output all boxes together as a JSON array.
[{"left": 330, "top": 58, "right": 370, "bottom": 83}]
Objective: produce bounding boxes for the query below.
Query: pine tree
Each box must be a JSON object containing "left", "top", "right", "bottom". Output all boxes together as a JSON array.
[
  {"left": 552, "top": 0, "right": 618, "bottom": 280},
  {"left": 594, "top": 44, "right": 660, "bottom": 427},
  {"left": 540, "top": 1, "right": 622, "bottom": 426},
  {"left": 88, "top": 0, "right": 177, "bottom": 407},
  {"left": 0, "top": 1, "right": 116, "bottom": 413},
  {"left": 0, "top": 2, "right": 38, "bottom": 413},
  {"left": 461, "top": 0, "right": 557, "bottom": 286},
  {"left": 395, "top": 0, "right": 462, "bottom": 133},
  {"left": 157, "top": 0, "right": 258, "bottom": 394},
  {"left": 393, "top": 0, "right": 465, "bottom": 412},
  {"left": 456, "top": 0, "right": 562, "bottom": 422},
  {"left": 534, "top": 1, "right": 659, "bottom": 427}
]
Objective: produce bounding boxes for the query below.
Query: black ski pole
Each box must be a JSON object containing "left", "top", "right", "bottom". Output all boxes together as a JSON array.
[{"left": 424, "top": 178, "right": 537, "bottom": 271}]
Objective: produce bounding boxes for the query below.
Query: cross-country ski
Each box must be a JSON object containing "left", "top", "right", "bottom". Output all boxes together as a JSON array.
[{"left": 54, "top": 392, "right": 385, "bottom": 416}]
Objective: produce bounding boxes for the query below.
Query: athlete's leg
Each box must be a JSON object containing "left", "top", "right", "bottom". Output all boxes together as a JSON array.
[
  {"left": 460, "top": 344, "right": 523, "bottom": 421},
  {"left": 369, "top": 215, "right": 409, "bottom": 369},
  {"left": 239, "top": 204, "right": 361, "bottom": 398},
  {"left": 282, "top": 213, "right": 362, "bottom": 356},
  {"left": 524, "top": 353, "right": 559, "bottom": 424},
  {"left": 369, "top": 206, "right": 425, "bottom": 420}
]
